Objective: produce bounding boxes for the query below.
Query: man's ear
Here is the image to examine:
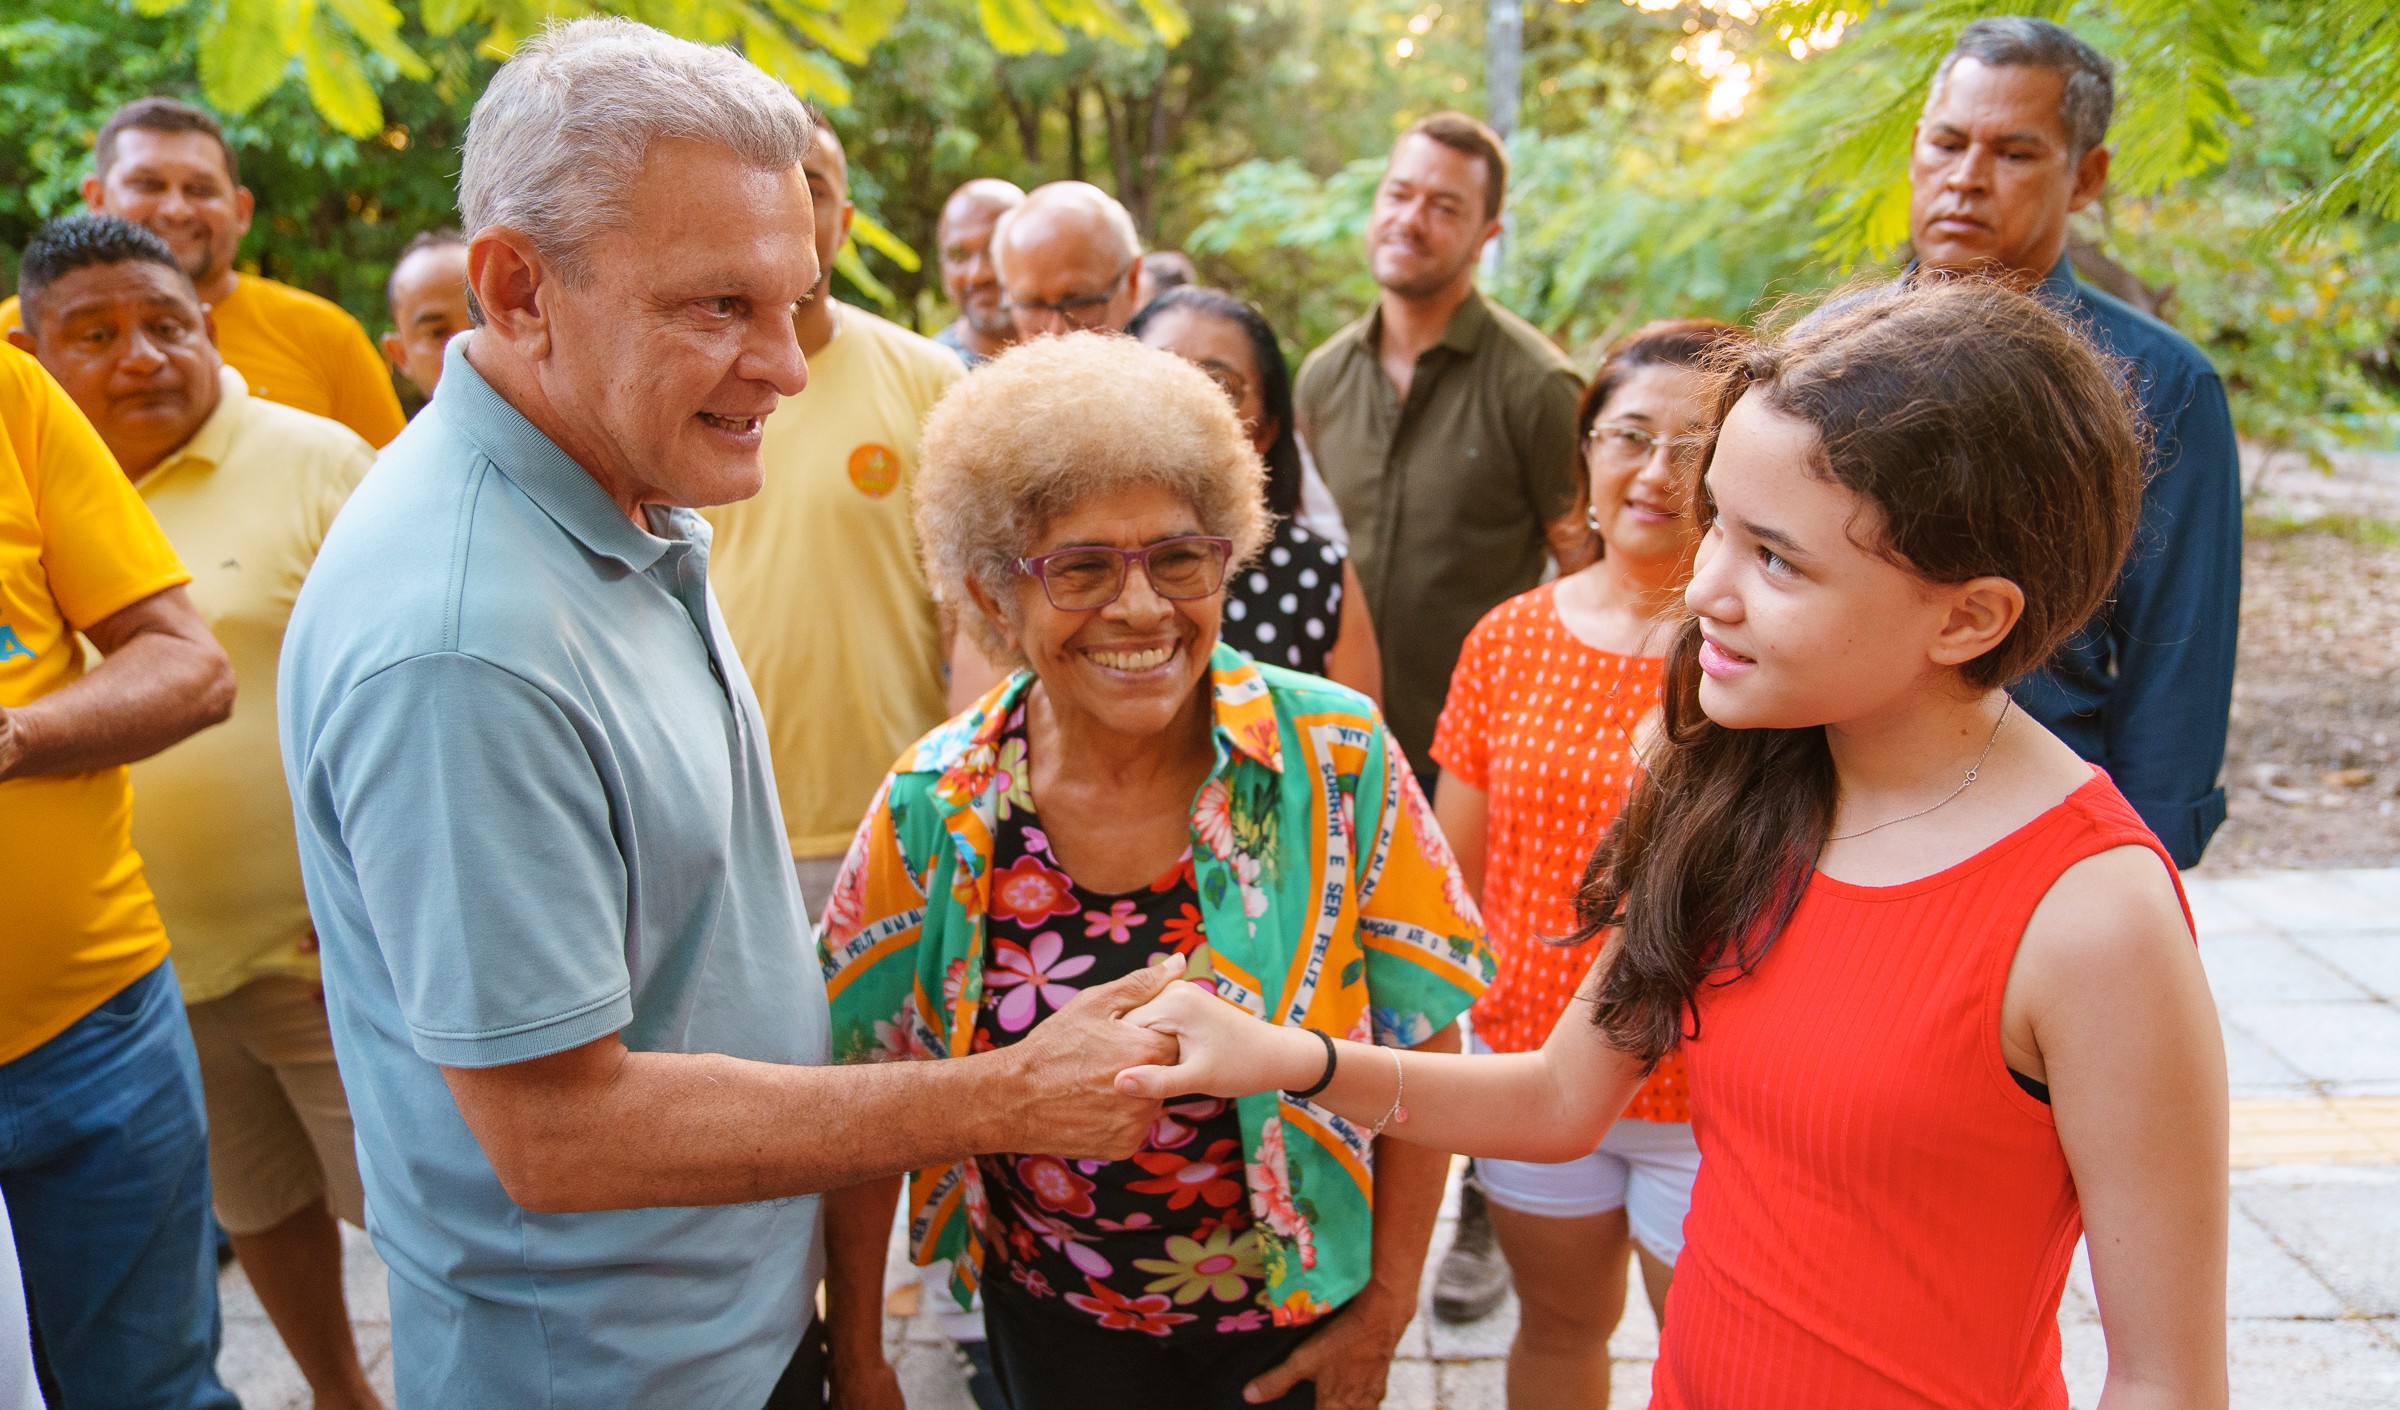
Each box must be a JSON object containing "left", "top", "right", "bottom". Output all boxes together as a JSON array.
[
  {"left": 80, "top": 174, "right": 105, "bottom": 211},
  {"left": 466, "top": 229, "right": 553, "bottom": 359},
  {"left": 380, "top": 330, "right": 407, "bottom": 373},
  {"left": 231, "top": 185, "right": 256, "bottom": 239},
  {"left": 202, "top": 307, "right": 219, "bottom": 349},
  {"left": 2067, "top": 143, "right": 2110, "bottom": 214},
  {"left": 5, "top": 327, "right": 34, "bottom": 354},
  {"left": 836, "top": 199, "right": 855, "bottom": 258}
]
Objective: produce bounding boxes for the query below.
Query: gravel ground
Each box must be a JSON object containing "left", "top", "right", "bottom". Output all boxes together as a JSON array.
[{"left": 2200, "top": 526, "right": 2400, "bottom": 873}]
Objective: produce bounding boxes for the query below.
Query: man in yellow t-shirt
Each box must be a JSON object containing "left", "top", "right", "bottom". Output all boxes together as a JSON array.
[
  {"left": 0, "top": 338, "right": 238, "bottom": 1406},
  {"left": 703, "top": 124, "right": 965, "bottom": 913},
  {"left": 0, "top": 97, "right": 405, "bottom": 449},
  {"left": 13, "top": 213, "right": 384, "bottom": 1409}
]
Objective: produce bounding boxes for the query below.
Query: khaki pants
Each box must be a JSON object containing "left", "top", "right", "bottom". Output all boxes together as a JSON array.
[{"left": 184, "top": 975, "right": 365, "bottom": 1235}]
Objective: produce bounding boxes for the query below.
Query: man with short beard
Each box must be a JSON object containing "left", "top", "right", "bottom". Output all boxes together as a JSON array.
[
  {"left": 1294, "top": 112, "right": 1584, "bottom": 789},
  {"left": 931, "top": 178, "right": 1025, "bottom": 367},
  {"left": 277, "top": 21, "right": 1176, "bottom": 1407},
  {"left": 0, "top": 98, "right": 406, "bottom": 448},
  {"left": 1292, "top": 111, "right": 1584, "bottom": 1333}
]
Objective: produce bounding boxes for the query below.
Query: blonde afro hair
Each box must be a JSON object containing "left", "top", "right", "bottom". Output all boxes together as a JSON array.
[{"left": 916, "top": 331, "right": 1271, "bottom": 663}]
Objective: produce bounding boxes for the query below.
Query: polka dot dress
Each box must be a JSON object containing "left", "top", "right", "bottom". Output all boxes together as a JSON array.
[
  {"left": 1221, "top": 518, "right": 1345, "bottom": 678},
  {"left": 1429, "top": 582, "right": 1688, "bottom": 1122}
]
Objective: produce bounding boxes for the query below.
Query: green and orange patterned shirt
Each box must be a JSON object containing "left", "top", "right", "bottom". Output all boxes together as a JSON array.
[{"left": 820, "top": 644, "right": 1493, "bottom": 1325}]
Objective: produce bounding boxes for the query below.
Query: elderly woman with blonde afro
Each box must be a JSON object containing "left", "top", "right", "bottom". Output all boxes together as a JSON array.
[{"left": 818, "top": 333, "right": 1493, "bottom": 1410}]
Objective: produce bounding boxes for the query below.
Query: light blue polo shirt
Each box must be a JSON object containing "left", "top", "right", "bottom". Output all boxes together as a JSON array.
[{"left": 279, "top": 336, "right": 829, "bottom": 1408}]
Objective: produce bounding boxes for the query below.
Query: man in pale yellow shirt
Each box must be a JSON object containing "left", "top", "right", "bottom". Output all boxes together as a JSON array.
[
  {"left": 703, "top": 124, "right": 965, "bottom": 912},
  {"left": 0, "top": 97, "right": 405, "bottom": 449},
  {"left": 14, "top": 213, "right": 383, "bottom": 1410}
]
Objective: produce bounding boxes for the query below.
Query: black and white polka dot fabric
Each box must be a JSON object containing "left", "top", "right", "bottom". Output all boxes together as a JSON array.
[{"left": 1221, "top": 518, "right": 1346, "bottom": 678}]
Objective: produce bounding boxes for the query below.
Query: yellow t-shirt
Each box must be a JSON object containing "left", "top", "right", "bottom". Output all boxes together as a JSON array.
[
  {"left": 705, "top": 305, "right": 965, "bottom": 858},
  {"left": 3, "top": 272, "right": 405, "bottom": 449},
  {"left": 0, "top": 344, "right": 189, "bottom": 1062},
  {"left": 125, "top": 368, "right": 371, "bottom": 1005}
]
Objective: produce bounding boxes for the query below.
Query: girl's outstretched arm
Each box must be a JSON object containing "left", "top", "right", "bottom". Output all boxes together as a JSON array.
[{"left": 1117, "top": 955, "right": 1649, "bottom": 1162}]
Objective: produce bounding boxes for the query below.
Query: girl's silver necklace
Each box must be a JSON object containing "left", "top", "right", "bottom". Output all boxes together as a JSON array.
[{"left": 1828, "top": 696, "right": 2012, "bottom": 843}]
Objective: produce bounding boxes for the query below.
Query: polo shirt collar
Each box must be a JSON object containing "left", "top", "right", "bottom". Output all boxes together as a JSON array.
[
  {"left": 1357, "top": 284, "right": 1491, "bottom": 363},
  {"left": 1436, "top": 285, "right": 1491, "bottom": 354},
  {"left": 433, "top": 334, "right": 679, "bottom": 573},
  {"left": 140, "top": 364, "right": 247, "bottom": 487}
]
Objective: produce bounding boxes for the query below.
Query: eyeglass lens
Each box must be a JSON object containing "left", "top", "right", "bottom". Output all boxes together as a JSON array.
[{"left": 1038, "top": 539, "right": 1229, "bottom": 610}]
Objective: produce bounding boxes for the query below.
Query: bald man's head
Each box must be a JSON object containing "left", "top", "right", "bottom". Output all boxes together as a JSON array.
[
  {"left": 938, "top": 178, "right": 1025, "bottom": 344},
  {"left": 992, "top": 181, "right": 1144, "bottom": 336}
]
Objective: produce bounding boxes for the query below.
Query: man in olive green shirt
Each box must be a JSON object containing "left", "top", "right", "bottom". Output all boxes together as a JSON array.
[{"left": 1294, "top": 112, "right": 1584, "bottom": 777}]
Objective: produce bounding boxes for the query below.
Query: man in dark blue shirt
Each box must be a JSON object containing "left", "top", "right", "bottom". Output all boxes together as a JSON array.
[{"left": 1908, "top": 17, "right": 2241, "bottom": 866}]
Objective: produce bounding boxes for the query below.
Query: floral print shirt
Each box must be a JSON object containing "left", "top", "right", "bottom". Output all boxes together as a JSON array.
[
  {"left": 821, "top": 645, "right": 1492, "bottom": 1326},
  {"left": 974, "top": 718, "right": 1272, "bottom": 1337}
]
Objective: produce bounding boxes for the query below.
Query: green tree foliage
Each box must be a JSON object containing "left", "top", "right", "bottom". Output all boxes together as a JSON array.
[
  {"left": 146, "top": 0, "right": 1187, "bottom": 137},
  {"left": 1186, "top": 0, "right": 2398, "bottom": 455}
]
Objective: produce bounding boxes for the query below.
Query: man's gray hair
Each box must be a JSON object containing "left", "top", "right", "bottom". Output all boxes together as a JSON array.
[
  {"left": 459, "top": 17, "right": 814, "bottom": 283},
  {"left": 1933, "top": 17, "right": 2116, "bottom": 159}
]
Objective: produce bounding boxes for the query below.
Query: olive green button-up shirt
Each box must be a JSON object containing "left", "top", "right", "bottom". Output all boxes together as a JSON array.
[{"left": 1294, "top": 288, "right": 1583, "bottom": 768}]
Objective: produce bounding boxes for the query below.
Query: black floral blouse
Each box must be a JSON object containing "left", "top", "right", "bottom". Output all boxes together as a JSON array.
[{"left": 972, "top": 712, "right": 1280, "bottom": 1339}]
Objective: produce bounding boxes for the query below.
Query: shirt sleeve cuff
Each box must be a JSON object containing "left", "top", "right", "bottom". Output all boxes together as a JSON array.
[
  {"left": 2125, "top": 786, "right": 2229, "bottom": 871},
  {"left": 408, "top": 987, "right": 635, "bottom": 1069}
]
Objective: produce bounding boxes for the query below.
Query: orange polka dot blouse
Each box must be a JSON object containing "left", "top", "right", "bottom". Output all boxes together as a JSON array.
[{"left": 1430, "top": 582, "right": 1687, "bottom": 1123}]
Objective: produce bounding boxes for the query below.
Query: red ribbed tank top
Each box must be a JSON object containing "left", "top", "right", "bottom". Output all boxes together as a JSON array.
[{"left": 1653, "top": 769, "right": 2189, "bottom": 1410}]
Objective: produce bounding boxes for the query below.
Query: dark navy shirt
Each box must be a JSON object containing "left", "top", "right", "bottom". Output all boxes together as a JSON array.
[{"left": 2011, "top": 256, "right": 2242, "bottom": 868}]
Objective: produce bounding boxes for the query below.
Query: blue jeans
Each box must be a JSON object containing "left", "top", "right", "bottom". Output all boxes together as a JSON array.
[{"left": 0, "top": 961, "right": 238, "bottom": 1410}]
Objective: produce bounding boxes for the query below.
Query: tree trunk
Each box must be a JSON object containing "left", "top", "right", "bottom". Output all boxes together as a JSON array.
[
  {"left": 1065, "top": 84, "right": 1086, "bottom": 183},
  {"left": 1001, "top": 78, "right": 1040, "bottom": 165}
]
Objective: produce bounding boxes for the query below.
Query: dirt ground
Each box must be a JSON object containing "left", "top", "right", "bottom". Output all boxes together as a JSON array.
[{"left": 2198, "top": 526, "right": 2400, "bottom": 872}]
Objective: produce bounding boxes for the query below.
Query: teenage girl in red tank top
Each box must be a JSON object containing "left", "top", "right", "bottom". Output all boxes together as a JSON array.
[{"left": 1119, "top": 279, "right": 2230, "bottom": 1409}]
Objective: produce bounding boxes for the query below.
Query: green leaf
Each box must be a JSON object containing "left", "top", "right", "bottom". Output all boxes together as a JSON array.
[
  {"left": 130, "top": 0, "right": 191, "bottom": 16},
  {"left": 196, "top": 0, "right": 292, "bottom": 115},
  {"left": 977, "top": 0, "right": 1067, "bottom": 55},
  {"left": 299, "top": 12, "right": 382, "bottom": 136},
  {"left": 849, "top": 207, "right": 921, "bottom": 272},
  {"left": 323, "top": 0, "right": 429, "bottom": 80},
  {"left": 419, "top": 0, "right": 479, "bottom": 38},
  {"left": 835, "top": 242, "right": 896, "bottom": 309},
  {"left": 742, "top": 18, "right": 851, "bottom": 105}
]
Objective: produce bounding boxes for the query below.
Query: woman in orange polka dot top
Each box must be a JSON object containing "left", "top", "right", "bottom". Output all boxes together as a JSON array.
[{"left": 1430, "top": 319, "right": 1745, "bottom": 1410}]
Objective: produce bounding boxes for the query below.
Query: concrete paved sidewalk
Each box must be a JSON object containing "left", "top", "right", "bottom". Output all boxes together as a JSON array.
[{"left": 216, "top": 869, "right": 2400, "bottom": 1408}]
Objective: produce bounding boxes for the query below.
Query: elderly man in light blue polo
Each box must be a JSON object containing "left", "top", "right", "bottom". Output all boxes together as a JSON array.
[{"left": 278, "top": 20, "right": 1177, "bottom": 1409}]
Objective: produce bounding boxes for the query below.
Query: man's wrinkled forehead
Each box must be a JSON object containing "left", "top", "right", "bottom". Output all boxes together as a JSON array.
[
  {"left": 1922, "top": 58, "right": 2074, "bottom": 150},
  {"left": 43, "top": 261, "right": 202, "bottom": 329}
]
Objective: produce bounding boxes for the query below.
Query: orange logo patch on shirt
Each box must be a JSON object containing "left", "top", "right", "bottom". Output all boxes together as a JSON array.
[{"left": 848, "top": 444, "right": 901, "bottom": 498}]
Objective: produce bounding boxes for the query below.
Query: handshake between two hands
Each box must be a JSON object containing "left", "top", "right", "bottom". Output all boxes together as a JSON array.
[{"left": 1007, "top": 952, "right": 1310, "bottom": 1164}]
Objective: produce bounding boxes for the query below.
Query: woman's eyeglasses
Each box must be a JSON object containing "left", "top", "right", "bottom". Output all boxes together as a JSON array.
[
  {"left": 1585, "top": 420, "right": 1707, "bottom": 471},
  {"left": 1016, "top": 536, "right": 1236, "bottom": 612}
]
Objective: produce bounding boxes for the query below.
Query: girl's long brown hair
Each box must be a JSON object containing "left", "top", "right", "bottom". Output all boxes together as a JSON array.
[{"left": 1573, "top": 278, "right": 2148, "bottom": 1065}]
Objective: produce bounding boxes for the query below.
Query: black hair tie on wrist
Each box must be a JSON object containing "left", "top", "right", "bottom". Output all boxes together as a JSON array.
[{"left": 1285, "top": 1027, "right": 1338, "bottom": 1101}]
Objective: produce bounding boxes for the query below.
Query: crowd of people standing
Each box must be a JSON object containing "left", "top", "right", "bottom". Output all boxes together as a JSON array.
[{"left": 0, "top": 11, "right": 2241, "bottom": 1410}]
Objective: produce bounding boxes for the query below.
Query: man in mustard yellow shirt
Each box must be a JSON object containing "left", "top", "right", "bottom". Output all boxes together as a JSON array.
[
  {"left": 703, "top": 123, "right": 965, "bottom": 913},
  {"left": 0, "top": 97, "right": 405, "bottom": 449},
  {"left": 14, "top": 214, "right": 383, "bottom": 1410},
  {"left": 0, "top": 334, "right": 235, "bottom": 1405}
]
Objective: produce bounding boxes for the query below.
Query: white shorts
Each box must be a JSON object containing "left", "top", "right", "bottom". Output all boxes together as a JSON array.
[{"left": 1471, "top": 1040, "right": 1701, "bottom": 1263}]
